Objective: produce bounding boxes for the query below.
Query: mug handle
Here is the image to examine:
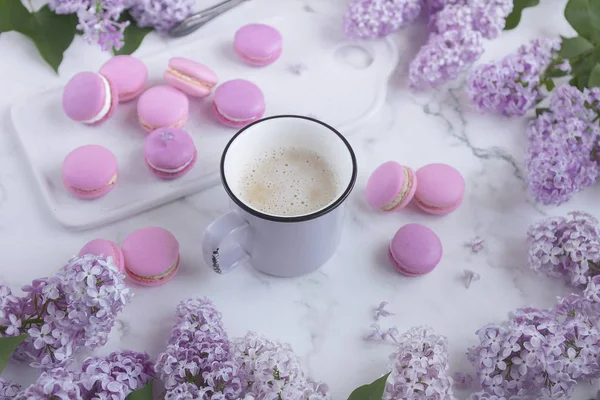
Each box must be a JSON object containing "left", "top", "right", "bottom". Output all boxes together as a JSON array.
[{"left": 202, "top": 210, "right": 251, "bottom": 274}]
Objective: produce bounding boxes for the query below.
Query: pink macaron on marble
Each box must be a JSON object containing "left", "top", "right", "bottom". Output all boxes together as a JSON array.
[
  {"left": 62, "top": 145, "right": 118, "bottom": 200},
  {"left": 234, "top": 23, "right": 283, "bottom": 67},
  {"left": 414, "top": 163, "right": 465, "bottom": 215},
  {"left": 366, "top": 161, "right": 417, "bottom": 211},
  {"left": 164, "top": 57, "right": 218, "bottom": 98},
  {"left": 389, "top": 223, "right": 442, "bottom": 276},
  {"left": 99, "top": 55, "right": 148, "bottom": 103},
  {"left": 144, "top": 128, "right": 197, "bottom": 180},
  {"left": 63, "top": 71, "right": 118, "bottom": 125},
  {"left": 78, "top": 238, "right": 125, "bottom": 273},
  {"left": 213, "top": 79, "right": 265, "bottom": 128},
  {"left": 122, "top": 227, "right": 180, "bottom": 286},
  {"left": 137, "top": 85, "right": 189, "bottom": 132}
]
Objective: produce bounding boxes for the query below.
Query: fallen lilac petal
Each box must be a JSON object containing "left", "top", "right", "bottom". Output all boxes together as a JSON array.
[
  {"left": 375, "top": 301, "right": 395, "bottom": 320},
  {"left": 453, "top": 372, "right": 474, "bottom": 389},
  {"left": 463, "top": 269, "right": 481, "bottom": 289},
  {"left": 468, "top": 236, "right": 485, "bottom": 253},
  {"left": 289, "top": 63, "right": 308, "bottom": 75}
]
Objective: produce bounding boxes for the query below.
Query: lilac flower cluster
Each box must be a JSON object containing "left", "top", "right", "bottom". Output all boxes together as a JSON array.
[
  {"left": 0, "top": 255, "right": 132, "bottom": 369},
  {"left": 409, "top": 0, "right": 513, "bottom": 90},
  {"left": 468, "top": 38, "right": 563, "bottom": 116},
  {"left": 156, "top": 298, "right": 330, "bottom": 400},
  {"left": 528, "top": 212, "right": 600, "bottom": 287},
  {"left": 343, "top": 0, "right": 423, "bottom": 39},
  {"left": 0, "top": 377, "right": 21, "bottom": 399},
  {"left": 233, "top": 332, "right": 330, "bottom": 399},
  {"left": 16, "top": 350, "right": 154, "bottom": 399},
  {"left": 129, "top": 0, "right": 195, "bottom": 33},
  {"left": 467, "top": 276, "right": 600, "bottom": 399},
  {"left": 384, "top": 326, "right": 456, "bottom": 399},
  {"left": 49, "top": 0, "right": 130, "bottom": 51},
  {"left": 155, "top": 297, "right": 243, "bottom": 399},
  {"left": 525, "top": 85, "right": 600, "bottom": 205}
]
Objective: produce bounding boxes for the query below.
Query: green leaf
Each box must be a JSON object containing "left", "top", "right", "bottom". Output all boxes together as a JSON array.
[
  {"left": 565, "top": 0, "right": 600, "bottom": 45},
  {"left": 0, "top": 335, "right": 27, "bottom": 374},
  {"left": 504, "top": 0, "right": 540, "bottom": 30},
  {"left": 536, "top": 107, "right": 550, "bottom": 116},
  {"left": 126, "top": 380, "right": 153, "bottom": 400},
  {"left": 0, "top": 0, "right": 32, "bottom": 33},
  {"left": 544, "top": 79, "right": 556, "bottom": 91},
  {"left": 588, "top": 64, "right": 600, "bottom": 87},
  {"left": 347, "top": 373, "right": 390, "bottom": 400},
  {"left": 114, "top": 11, "right": 153, "bottom": 55},
  {"left": 569, "top": 47, "right": 600, "bottom": 89},
  {"left": 559, "top": 36, "right": 594, "bottom": 59}
]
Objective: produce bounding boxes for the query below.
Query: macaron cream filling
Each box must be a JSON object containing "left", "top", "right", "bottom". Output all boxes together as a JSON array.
[
  {"left": 146, "top": 154, "right": 195, "bottom": 173},
  {"left": 126, "top": 255, "right": 180, "bottom": 282},
  {"left": 82, "top": 75, "right": 112, "bottom": 124},
  {"left": 381, "top": 168, "right": 412, "bottom": 211},
  {"left": 70, "top": 174, "right": 118, "bottom": 193},
  {"left": 166, "top": 68, "right": 214, "bottom": 89},
  {"left": 215, "top": 105, "right": 259, "bottom": 123},
  {"left": 139, "top": 116, "right": 187, "bottom": 131}
]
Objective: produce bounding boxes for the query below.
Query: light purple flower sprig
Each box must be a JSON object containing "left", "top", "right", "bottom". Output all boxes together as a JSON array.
[
  {"left": 155, "top": 297, "right": 243, "bottom": 399},
  {"left": 525, "top": 85, "right": 600, "bottom": 205},
  {"left": 384, "top": 326, "right": 457, "bottom": 400},
  {"left": 130, "top": 0, "right": 194, "bottom": 32},
  {"left": 233, "top": 332, "right": 331, "bottom": 400},
  {"left": 0, "top": 377, "right": 21, "bottom": 399},
  {"left": 468, "top": 38, "right": 564, "bottom": 117},
  {"left": 49, "top": 0, "right": 130, "bottom": 51},
  {"left": 528, "top": 211, "right": 600, "bottom": 287},
  {"left": 466, "top": 276, "right": 600, "bottom": 400},
  {"left": 344, "top": 0, "right": 424, "bottom": 39},
  {"left": 16, "top": 351, "right": 154, "bottom": 400},
  {"left": 0, "top": 255, "right": 132, "bottom": 370}
]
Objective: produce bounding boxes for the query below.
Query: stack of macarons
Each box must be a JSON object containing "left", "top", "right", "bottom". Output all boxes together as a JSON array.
[
  {"left": 77, "top": 227, "right": 180, "bottom": 286},
  {"left": 365, "top": 161, "right": 466, "bottom": 277},
  {"left": 60, "top": 23, "right": 284, "bottom": 199}
]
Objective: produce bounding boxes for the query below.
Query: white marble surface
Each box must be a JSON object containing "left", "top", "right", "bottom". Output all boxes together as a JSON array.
[{"left": 1, "top": 0, "right": 598, "bottom": 398}]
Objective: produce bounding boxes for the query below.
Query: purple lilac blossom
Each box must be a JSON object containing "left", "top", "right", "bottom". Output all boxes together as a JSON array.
[
  {"left": 375, "top": 301, "right": 394, "bottom": 320},
  {"left": 528, "top": 212, "right": 600, "bottom": 287},
  {"left": 129, "top": 0, "right": 194, "bottom": 32},
  {"left": 468, "top": 38, "right": 562, "bottom": 116},
  {"left": 467, "top": 276, "right": 600, "bottom": 399},
  {"left": 49, "top": 0, "right": 129, "bottom": 51},
  {"left": 467, "top": 0, "right": 513, "bottom": 39},
  {"left": 0, "top": 378, "right": 21, "bottom": 399},
  {"left": 0, "top": 255, "right": 132, "bottom": 370},
  {"left": 425, "top": 0, "right": 465, "bottom": 13},
  {"left": 384, "top": 326, "right": 456, "bottom": 399},
  {"left": 232, "top": 332, "right": 331, "bottom": 399},
  {"left": 344, "top": 0, "right": 423, "bottom": 39},
  {"left": 525, "top": 85, "right": 600, "bottom": 205},
  {"left": 17, "top": 368, "right": 82, "bottom": 399},
  {"left": 155, "top": 297, "right": 243, "bottom": 399}
]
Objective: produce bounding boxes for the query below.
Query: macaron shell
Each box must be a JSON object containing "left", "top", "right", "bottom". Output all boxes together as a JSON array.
[
  {"left": 78, "top": 239, "right": 125, "bottom": 273},
  {"left": 146, "top": 150, "right": 197, "bottom": 180},
  {"left": 234, "top": 24, "right": 283, "bottom": 66},
  {"left": 414, "top": 163, "right": 465, "bottom": 215},
  {"left": 63, "top": 72, "right": 114, "bottom": 123},
  {"left": 137, "top": 86, "right": 189, "bottom": 132},
  {"left": 99, "top": 55, "right": 148, "bottom": 103},
  {"left": 366, "top": 162, "right": 415, "bottom": 211},
  {"left": 122, "top": 227, "right": 180, "bottom": 278},
  {"left": 389, "top": 224, "right": 442, "bottom": 276},
  {"left": 127, "top": 257, "right": 180, "bottom": 286},
  {"left": 62, "top": 145, "right": 118, "bottom": 197},
  {"left": 164, "top": 58, "right": 218, "bottom": 98},
  {"left": 213, "top": 79, "right": 265, "bottom": 123}
]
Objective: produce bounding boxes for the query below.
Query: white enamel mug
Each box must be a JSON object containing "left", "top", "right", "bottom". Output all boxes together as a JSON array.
[{"left": 202, "top": 115, "right": 357, "bottom": 277}]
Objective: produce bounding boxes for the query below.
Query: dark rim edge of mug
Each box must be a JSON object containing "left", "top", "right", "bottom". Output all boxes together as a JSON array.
[{"left": 220, "top": 115, "right": 358, "bottom": 223}]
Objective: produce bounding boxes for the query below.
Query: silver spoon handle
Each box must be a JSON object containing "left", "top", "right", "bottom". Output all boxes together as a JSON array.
[{"left": 168, "top": 0, "right": 247, "bottom": 37}]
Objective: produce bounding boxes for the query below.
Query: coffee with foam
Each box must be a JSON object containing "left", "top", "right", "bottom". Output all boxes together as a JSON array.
[{"left": 239, "top": 147, "right": 339, "bottom": 216}]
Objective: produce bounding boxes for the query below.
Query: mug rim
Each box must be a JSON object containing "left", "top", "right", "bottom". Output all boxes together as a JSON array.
[{"left": 220, "top": 115, "right": 358, "bottom": 223}]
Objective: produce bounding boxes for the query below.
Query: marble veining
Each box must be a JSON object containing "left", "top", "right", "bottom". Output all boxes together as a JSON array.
[{"left": 0, "top": 0, "right": 598, "bottom": 398}]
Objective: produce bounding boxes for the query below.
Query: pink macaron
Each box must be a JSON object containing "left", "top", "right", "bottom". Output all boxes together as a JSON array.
[
  {"left": 78, "top": 238, "right": 125, "bottom": 273},
  {"left": 366, "top": 161, "right": 417, "bottom": 211},
  {"left": 62, "top": 145, "right": 118, "bottom": 200},
  {"left": 99, "top": 55, "right": 148, "bottom": 103},
  {"left": 122, "top": 227, "right": 180, "bottom": 286},
  {"left": 234, "top": 23, "right": 283, "bottom": 67},
  {"left": 414, "top": 163, "right": 465, "bottom": 215},
  {"left": 164, "top": 57, "right": 218, "bottom": 98},
  {"left": 213, "top": 79, "right": 265, "bottom": 128},
  {"left": 62, "top": 71, "right": 119, "bottom": 125},
  {"left": 144, "top": 128, "right": 197, "bottom": 180},
  {"left": 389, "top": 224, "right": 442, "bottom": 276},
  {"left": 137, "top": 85, "right": 189, "bottom": 132}
]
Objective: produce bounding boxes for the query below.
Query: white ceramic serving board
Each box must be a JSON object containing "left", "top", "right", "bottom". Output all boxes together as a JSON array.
[{"left": 10, "top": 12, "right": 398, "bottom": 231}]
